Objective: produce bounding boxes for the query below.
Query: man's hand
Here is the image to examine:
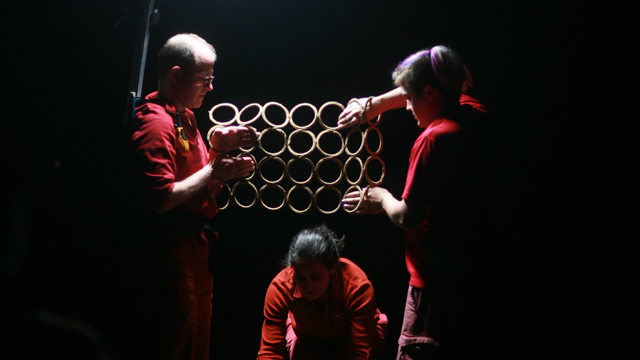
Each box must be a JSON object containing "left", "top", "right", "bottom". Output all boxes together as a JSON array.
[
  {"left": 210, "top": 126, "right": 260, "bottom": 152},
  {"left": 337, "top": 98, "right": 368, "bottom": 129},
  {"left": 211, "top": 154, "right": 255, "bottom": 182}
]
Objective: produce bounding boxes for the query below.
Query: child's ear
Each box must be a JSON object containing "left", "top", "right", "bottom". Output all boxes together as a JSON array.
[{"left": 422, "top": 85, "right": 433, "bottom": 98}]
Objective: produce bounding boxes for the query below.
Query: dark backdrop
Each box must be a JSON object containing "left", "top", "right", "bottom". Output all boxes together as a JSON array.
[{"left": 3, "top": 0, "right": 637, "bottom": 359}]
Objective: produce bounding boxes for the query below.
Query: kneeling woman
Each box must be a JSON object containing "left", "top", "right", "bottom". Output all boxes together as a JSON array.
[{"left": 257, "top": 225, "right": 387, "bottom": 360}]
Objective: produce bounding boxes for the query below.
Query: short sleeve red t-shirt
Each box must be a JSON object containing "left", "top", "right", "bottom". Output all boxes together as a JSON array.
[
  {"left": 402, "top": 96, "right": 488, "bottom": 288},
  {"left": 131, "top": 91, "right": 218, "bottom": 219}
]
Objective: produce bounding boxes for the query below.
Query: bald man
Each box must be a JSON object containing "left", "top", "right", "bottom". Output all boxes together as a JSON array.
[{"left": 130, "top": 33, "right": 256, "bottom": 360}]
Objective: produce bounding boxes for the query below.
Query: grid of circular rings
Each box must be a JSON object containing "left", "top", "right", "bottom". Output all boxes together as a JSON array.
[{"left": 207, "top": 101, "right": 385, "bottom": 213}]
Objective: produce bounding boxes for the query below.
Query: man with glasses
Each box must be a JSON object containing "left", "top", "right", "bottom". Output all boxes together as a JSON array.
[{"left": 129, "top": 33, "right": 257, "bottom": 360}]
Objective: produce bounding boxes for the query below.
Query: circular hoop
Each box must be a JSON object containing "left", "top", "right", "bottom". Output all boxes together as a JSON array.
[
  {"left": 261, "top": 102, "right": 290, "bottom": 129},
  {"left": 237, "top": 153, "right": 257, "bottom": 181},
  {"left": 316, "top": 129, "right": 344, "bottom": 157},
  {"left": 289, "top": 103, "right": 318, "bottom": 130},
  {"left": 315, "top": 157, "right": 344, "bottom": 186},
  {"left": 364, "top": 126, "right": 383, "bottom": 156},
  {"left": 366, "top": 114, "right": 382, "bottom": 127},
  {"left": 209, "top": 103, "right": 239, "bottom": 125},
  {"left": 286, "top": 157, "right": 315, "bottom": 185},
  {"left": 237, "top": 103, "right": 263, "bottom": 126},
  {"left": 314, "top": 186, "right": 342, "bottom": 215},
  {"left": 238, "top": 126, "right": 258, "bottom": 153},
  {"left": 206, "top": 125, "right": 225, "bottom": 150},
  {"left": 342, "top": 185, "right": 363, "bottom": 214},
  {"left": 364, "top": 155, "right": 386, "bottom": 186},
  {"left": 232, "top": 181, "right": 258, "bottom": 208},
  {"left": 345, "top": 127, "right": 365, "bottom": 156},
  {"left": 258, "top": 128, "right": 287, "bottom": 156},
  {"left": 258, "top": 156, "right": 287, "bottom": 184},
  {"left": 286, "top": 185, "right": 314, "bottom": 214},
  {"left": 343, "top": 156, "right": 364, "bottom": 185},
  {"left": 363, "top": 97, "right": 382, "bottom": 127},
  {"left": 287, "top": 129, "right": 316, "bottom": 157},
  {"left": 259, "top": 184, "right": 287, "bottom": 211},
  {"left": 317, "top": 101, "right": 344, "bottom": 130},
  {"left": 213, "top": 182, "right": 232, "bottom": 211}
]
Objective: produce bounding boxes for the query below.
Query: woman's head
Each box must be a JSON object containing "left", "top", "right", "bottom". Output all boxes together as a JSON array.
[
  {"left": 284, "top": 225, "right": 345, "bottom": 301},
  {"left": 392, "top": 45, "right": 472, "bottom": 103},
  {"left": 284, "top": 224, "right": 344, "bottom": 269}
]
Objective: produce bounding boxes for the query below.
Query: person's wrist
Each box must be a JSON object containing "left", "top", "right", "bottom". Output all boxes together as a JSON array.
[
  {"left": 362, "top": 96, "right": 375, "bottom": 122},
  {"left": 209, "top": 154, "right": 224, "bottom": 182},
  {"left": 207, "top": 126, "right": 226, "bottom": 153}
]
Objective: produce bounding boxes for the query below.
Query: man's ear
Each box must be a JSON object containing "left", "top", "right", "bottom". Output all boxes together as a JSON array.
[{"left": 169, "top": 66, "right": 182, "bottom": 85}]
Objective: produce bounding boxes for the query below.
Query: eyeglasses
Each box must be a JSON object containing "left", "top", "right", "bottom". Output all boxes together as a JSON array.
[{"left": 187, "top": 68, "right": 215, "bottom": 85}]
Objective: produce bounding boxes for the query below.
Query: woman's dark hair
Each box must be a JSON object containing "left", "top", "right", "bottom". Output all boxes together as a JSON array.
[{"left": 282, "top": 224, "right": 345, "bottom": 269}]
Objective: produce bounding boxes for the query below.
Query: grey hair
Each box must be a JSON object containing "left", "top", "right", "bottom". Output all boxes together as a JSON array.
[
  {"left": 283, "top": 224, "right": 345, "bottom": 269},
  {"left": 392, "top": 45, "right": 472, "bottom": 101},
  {"left": 157, "top": 33, "right": 217, "bottom": 80}
]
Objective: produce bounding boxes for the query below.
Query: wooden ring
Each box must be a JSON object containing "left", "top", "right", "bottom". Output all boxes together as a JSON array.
[{"left": 209, "top": 103, "right": 238, "bottom": 125}]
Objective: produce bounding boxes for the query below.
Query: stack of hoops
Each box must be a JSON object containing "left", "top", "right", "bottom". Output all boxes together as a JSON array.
[{"left": 207, "top": 101, "right": 385, "bottom": 214}]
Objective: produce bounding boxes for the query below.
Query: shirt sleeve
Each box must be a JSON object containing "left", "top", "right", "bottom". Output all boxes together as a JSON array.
[
  {"left": 131, "top": 106, "right": 177, "bottom": 211},
  {"left": 402, "top": 132, "right": 436, "bottom": 204},
  {"left": 345, "top": 280, "right": 378, "bottom": 360},
  {"left": 258, "top": 275, "right": 291, "bottom": 360}
]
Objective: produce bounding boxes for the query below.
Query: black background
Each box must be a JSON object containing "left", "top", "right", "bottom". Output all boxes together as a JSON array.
[{"left": 2, "top": 0, "right": 637, "bottom": 359}]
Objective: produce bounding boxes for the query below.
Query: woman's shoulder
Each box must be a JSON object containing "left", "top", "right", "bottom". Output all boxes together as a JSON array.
[
  {"left": 272, "top": 266, "right": 295, "bottom": 285},
  {"left": 337, "top": 258, "right": 370, "bottom": 284}
]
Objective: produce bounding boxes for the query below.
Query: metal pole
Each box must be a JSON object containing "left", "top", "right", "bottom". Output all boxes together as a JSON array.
[{"left": 128, "top": 0, "right": 156, "bottom": 98}]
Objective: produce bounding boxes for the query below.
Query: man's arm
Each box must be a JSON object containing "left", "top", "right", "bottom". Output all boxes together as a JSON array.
[
  {"left": 158, "top": 154, "right": 255, "bottom": 213},
  {"left": 337, "top": 88, "right": 405, "bottom": 128}
]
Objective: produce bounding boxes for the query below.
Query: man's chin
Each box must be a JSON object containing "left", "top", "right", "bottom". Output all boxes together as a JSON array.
[{"left": 189, "top": 100, "right": 204, "bottom": 110}]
